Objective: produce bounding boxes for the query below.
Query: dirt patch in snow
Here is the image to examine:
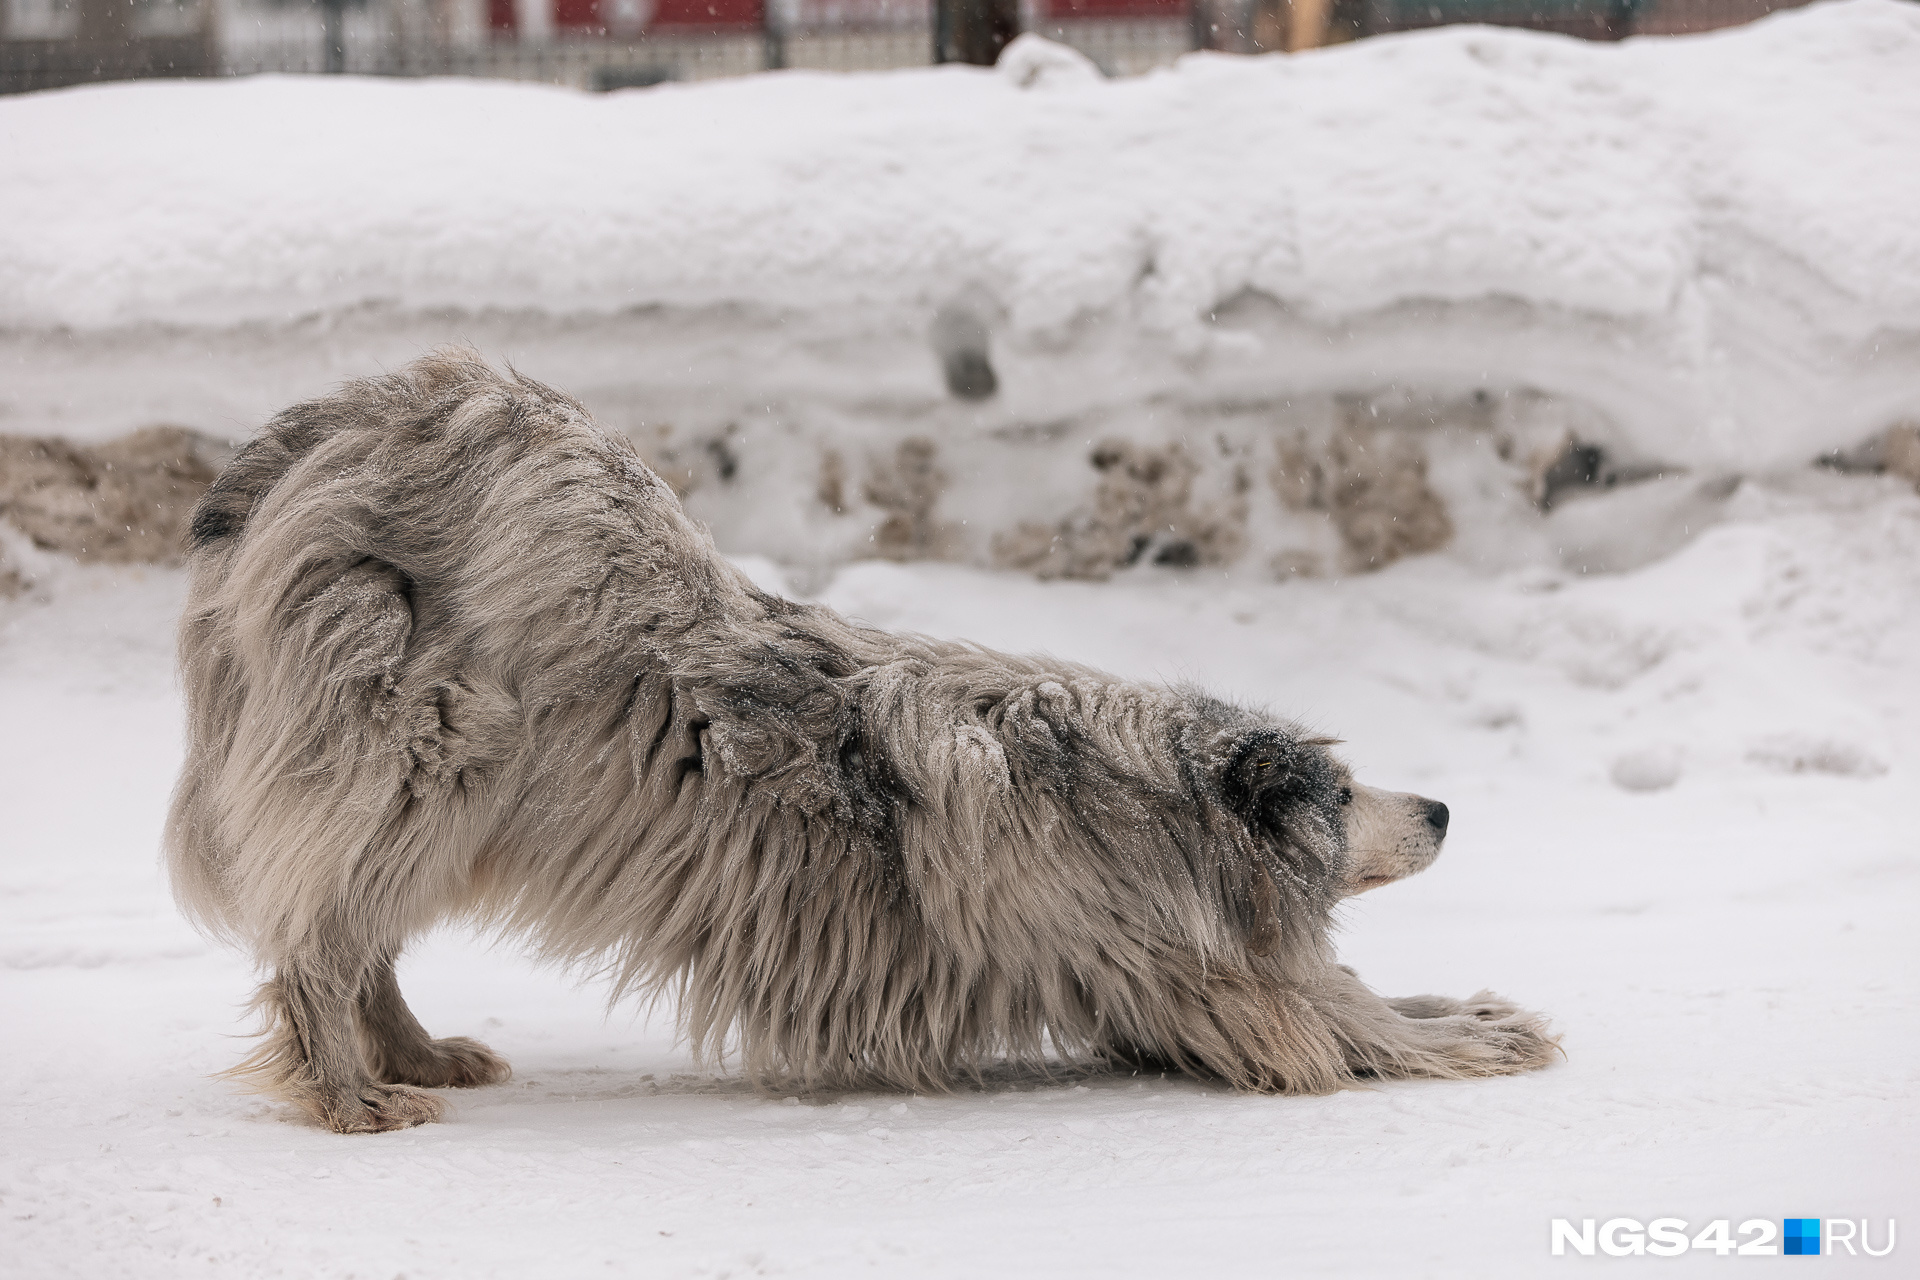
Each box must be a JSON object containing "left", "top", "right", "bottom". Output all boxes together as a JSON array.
[
  {"left": 0, "top": 427, "right": 224, "bottom": 595},
  {"left": 993, "top": 440, "right": 1248, "bottom": 581},
  {"left": 1270, "top": 407, "right": 1455, "bottom": 576}
]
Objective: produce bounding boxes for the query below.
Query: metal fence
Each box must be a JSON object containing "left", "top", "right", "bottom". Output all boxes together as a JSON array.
[
  {"left": 2, "top": 0, "right": 1822, "bottom": 94},
  {"left": 207, "top": 1, "right": 1203, "bottom": 86}
]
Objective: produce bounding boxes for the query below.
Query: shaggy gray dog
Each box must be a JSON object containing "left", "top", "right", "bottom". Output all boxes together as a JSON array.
[{"left": 167, "top": 352, "right": 1556, "bottom": 1134}]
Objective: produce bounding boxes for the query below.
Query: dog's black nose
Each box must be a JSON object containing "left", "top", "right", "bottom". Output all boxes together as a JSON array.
[{"left": 1424, "top": 800, "right": 1450, "bottom": 838}]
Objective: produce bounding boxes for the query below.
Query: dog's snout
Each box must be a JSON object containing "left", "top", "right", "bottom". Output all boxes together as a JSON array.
[{"left": 1424, "top": 800, "right": 1449, "bottom": 838}]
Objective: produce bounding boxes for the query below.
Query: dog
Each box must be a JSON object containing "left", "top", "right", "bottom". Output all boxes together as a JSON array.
[{"left": 166, "top": 350, "right": 1556, "bottom": 1134}]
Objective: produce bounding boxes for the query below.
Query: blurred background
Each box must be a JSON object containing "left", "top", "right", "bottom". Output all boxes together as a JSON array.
[{"left": 2, "top": 0, "right": 1815, "bottom": 94}]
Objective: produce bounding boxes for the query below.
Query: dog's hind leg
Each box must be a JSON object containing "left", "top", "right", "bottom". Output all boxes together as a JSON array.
[
  {"left": 357, "top": 953, "right": 511, "bottom": 1090},
  {"left": 234, "top": 949, "right": 446, "bottom": 1134}
]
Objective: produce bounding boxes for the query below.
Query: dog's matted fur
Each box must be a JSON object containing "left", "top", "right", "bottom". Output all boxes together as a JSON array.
[{"left": 167, "top": 351, "right": 1556, "bottom": 1133}]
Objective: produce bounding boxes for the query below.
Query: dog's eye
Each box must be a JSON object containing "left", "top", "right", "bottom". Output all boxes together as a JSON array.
[
  {"left": 1339, "top": 787, "right": 1353, "bottom": 805},
  {"left": 1253, "top": 758, "right": 1272, "bottom": 771}
]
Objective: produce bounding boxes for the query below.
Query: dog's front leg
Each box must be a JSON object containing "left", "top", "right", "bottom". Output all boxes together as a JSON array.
[{"left": 1315, "top": 967, "right": 1560, "bottom": 1082}]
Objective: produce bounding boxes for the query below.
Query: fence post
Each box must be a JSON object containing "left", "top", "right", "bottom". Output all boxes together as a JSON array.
[
  {"left": 935, "top": 0, "right": 1020, "bottom": 65},
  {"left": 1190, "top": 0, "right": 1211, "bottom": 49},
  {"left": 764, "top": 0, "right": 787, "bottom": 69},
  {"left": 1603, "top": 0, "right": 1636, "bottom": 39},
  {"left": 321, "top": 0, "right": 348, "bottom": 72}
]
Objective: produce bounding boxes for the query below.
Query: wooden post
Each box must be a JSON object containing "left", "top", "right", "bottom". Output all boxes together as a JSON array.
[
  {"left": 1286, "top": 0, "right": 1330, "bottom": 49},
  {"left": 935, "top": 0, "right": 1020, "bottom": 66}
]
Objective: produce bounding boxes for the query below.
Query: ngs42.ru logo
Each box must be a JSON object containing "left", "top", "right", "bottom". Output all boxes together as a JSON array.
[{"left": 1551, "top": 1218, "right": 1896, "bottom": 1257}]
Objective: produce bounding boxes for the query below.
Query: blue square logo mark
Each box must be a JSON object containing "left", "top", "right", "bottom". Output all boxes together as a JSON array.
[{"left": 1784, "top": 1219, "right": 1821, "bottom": 1256}]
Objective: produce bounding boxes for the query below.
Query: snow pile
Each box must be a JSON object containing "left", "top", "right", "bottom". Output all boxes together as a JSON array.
[
  {"left": 4, "top": 0, "right": 1919, "bottom": 579},
  {"left": 4, "top": 470, "right": 1917, "bottom": 1275}
]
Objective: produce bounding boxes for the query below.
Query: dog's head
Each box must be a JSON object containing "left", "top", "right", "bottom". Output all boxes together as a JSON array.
[
  {"left": 1340, "top": 780, "right": 1449, "bottom": 894},
  {"left": 1212, "top": 723, "right": 1450, "bottom": 902}
]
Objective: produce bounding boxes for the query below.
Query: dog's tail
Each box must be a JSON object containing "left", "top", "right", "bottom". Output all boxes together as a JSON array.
[{"left": 184, "top": 349, "right": 506, "bottom": 556}]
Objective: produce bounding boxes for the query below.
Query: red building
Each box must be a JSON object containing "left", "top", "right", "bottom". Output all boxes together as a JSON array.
[{"left": 488, "top": 0, "right": 769, "bottom": 37}]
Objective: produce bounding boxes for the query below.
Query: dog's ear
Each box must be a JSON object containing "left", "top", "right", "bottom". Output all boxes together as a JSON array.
[
  {"left": 1221, "top": 733, "right": 1300, "bottom": 835},
  {"left": 1245, "top": 864, "right": 1282, "bottom": 958},
  {"left": 1220, "top": 730, "right": 1342, "bottom": 839}
]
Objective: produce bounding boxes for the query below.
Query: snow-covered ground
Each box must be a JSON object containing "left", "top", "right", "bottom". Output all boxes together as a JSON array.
[{"left": 5, "top": 467, "right": 1917, "bottom": 1276}]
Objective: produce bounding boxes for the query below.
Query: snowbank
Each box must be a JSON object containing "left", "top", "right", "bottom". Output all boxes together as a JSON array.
[{"left": 3, "top": 0, "right": 1918, "bottom": 577}]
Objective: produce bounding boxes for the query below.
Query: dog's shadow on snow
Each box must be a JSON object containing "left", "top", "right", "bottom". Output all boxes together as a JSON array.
[{"left": 455, "top": 1058, "right": 1218, "bottom": 1120}]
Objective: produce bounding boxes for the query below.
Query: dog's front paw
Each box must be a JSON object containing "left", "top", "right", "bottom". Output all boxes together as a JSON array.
[
  {"left": 1458, "top": 1009, "right": 1561, "bottom": 1075},
  {"left": 376, "top": 1036, "right": 511, "bottom": 1089},
  {"left": 322, "top": 1082, "right": 446, "bottom": 1134},
  {"left": 1389, "top": 989, "right": 1528, "bottom": 1023},
  {"left": 1459, "top": 989, "right": 1531, "bottom": 1023}
]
